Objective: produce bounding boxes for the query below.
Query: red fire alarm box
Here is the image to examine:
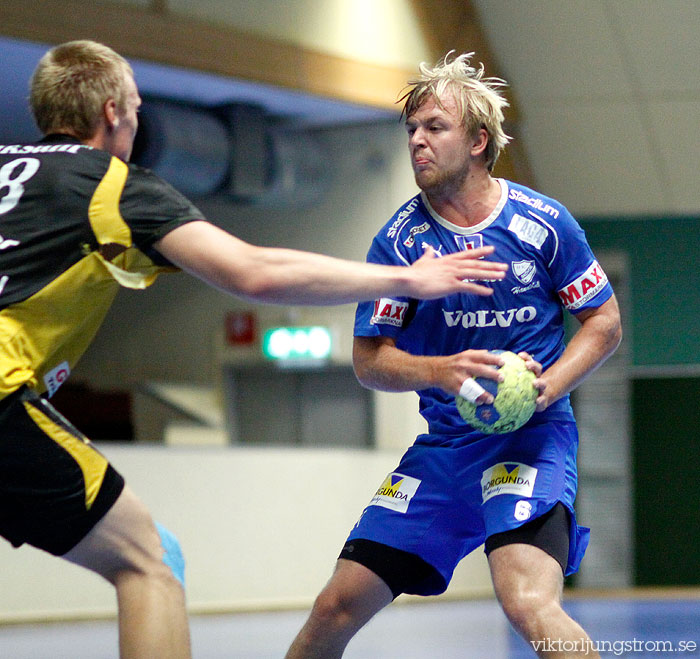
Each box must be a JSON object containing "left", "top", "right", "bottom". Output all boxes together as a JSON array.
[{"left": 225, "top": 311, "right": 257, "bottom": 346}]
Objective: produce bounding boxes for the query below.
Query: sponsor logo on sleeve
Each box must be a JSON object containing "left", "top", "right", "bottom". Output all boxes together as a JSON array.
[
  {"left": 481, "top": 462, "right": 537, "bottom": 503},
  {"left": 557, "top": 261, "right": 608, "bottom": 310},
  {"left": 44, "top": 361, "right": 70, "bottom": 397},
  {"left": 508, "top": 214, "right": 548, "bottom": 249},
  {"left": 370, "top": 298, "right": 408, "bottom": 326},
  {"left": 368, "top": 472, "right": 421, "bottom": 513}
]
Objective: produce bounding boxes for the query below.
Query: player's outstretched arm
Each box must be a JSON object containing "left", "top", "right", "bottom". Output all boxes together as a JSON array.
[{"left": 155, "top": 221, "right": 507, "bottom": 305}]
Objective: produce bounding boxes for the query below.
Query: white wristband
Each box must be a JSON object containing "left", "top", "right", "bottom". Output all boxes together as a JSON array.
[{"left": 459, "top": 377, "right": 487, "bottom": 403}]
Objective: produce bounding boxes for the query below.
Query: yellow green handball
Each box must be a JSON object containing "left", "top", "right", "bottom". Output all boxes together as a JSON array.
[{"left": 455, "top": 350, "right": 537, "bottom": 434}]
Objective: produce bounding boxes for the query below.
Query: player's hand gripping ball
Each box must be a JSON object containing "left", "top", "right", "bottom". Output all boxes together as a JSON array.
[{"left": 455, "top": 350, "right": 537, "bottom": 434}]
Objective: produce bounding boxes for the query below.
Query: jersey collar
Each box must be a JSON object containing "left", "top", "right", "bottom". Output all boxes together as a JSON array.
[
  {"left": 420, "top": 178, "right": 508, "bottom": 235},
  {"left": 39, "top": 133, "right": 83, "bottom": 145}
]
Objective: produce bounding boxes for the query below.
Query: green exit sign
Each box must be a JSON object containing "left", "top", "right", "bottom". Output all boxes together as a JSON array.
[{"left": 262, "top": 326, "right": 332, "bottom": 362}]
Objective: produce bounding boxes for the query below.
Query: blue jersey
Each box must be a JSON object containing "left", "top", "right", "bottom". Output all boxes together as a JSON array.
[{"left": 354, "top": 179, "right": 613, "bottom": 439}]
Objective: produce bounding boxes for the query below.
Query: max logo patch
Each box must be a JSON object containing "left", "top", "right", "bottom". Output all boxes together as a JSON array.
[
  {"left": 557, "top": 261, "right": 608, "bottom": 310},
  {"left": 371, "top": 298, "right": 408, "bottom": 326}
]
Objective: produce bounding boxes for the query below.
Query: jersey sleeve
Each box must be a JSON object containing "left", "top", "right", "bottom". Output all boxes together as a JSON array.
[
  {"left": 546, "top": 207, "right": 613, "bottom": 313},
  {"left": 119, "top": 165, "right": 204, "bottom": 254},
  {"left": 354, "top": 233, "right": 412, "bottom": 339}
]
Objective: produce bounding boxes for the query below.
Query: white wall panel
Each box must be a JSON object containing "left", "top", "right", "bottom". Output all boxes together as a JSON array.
[
  {"left": 522, "top": 101, "right": 667, "bottom": 215},
  {"left": 0, "top": 444, "right": 493, "bottom": 621}
]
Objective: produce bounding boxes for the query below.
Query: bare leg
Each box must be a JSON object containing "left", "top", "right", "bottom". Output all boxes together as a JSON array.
[
  {"left": 62, "top": 486, "right": 191, "bottom": 659},
  {"left": 286, "top": 559, "right": 394, "bottom": 659},
  {"left": 489, "top": 543, "right": 598, "bottom": 658}
]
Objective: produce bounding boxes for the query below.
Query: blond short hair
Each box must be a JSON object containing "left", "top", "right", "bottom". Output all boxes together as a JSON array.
[
  {"left": 401, "top": 52, "right": 511, "bottom": 171},
  {"left": 30, "top": 40, "right": 133, "bottom": 140}
]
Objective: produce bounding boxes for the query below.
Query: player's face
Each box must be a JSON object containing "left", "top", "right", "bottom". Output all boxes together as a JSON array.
[
  {"left": 405, "top": 91, "right": 472, "bottom": 195},
  {"left": 111, "top": 70, "right": 141, "bottom": 162}
]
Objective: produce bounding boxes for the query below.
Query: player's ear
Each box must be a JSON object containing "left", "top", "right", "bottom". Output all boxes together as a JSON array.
[
  {"left": 469, "top": 127, "right": 489, "bottom": 158},
  {"left": 104, "top": 98, "right": 119, "bottom": 131}
]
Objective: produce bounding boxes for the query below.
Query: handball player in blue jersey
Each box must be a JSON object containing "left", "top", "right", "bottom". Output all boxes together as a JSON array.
[
  {"left": 0, "top": 42, "right": 507, "bottom": 659},
  {"left": 287, "top": 53, "right": 621, "bottom": 658}
]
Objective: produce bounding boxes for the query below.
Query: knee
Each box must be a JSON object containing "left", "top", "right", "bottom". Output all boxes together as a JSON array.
[
  {"left": 309, "top": 585, "right": 364, "bottom": 632},
  {"left": 63, "top": 486, "right": 185, "bottom": 594},
  {"left": 499, "top": 587, "right": 556, "bottom": 634}
]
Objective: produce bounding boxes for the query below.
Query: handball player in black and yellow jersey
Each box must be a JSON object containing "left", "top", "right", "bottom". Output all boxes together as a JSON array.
[{"left": 0, "top": 41, "right": 508, "bottom": 658}]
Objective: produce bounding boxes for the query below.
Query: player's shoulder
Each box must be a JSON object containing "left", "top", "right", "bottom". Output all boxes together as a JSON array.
[
  {"left": 501, "top": 179, "right": 583, "bottom": 251},
  {"left": 122, "top": 160, "right": 192, "bottom": 207},
  {"left": 503, "top": 179, "right": 570, "bottom": 223},
  {"left": 125, "top": 159, "right": 159, "bottom": 178}
]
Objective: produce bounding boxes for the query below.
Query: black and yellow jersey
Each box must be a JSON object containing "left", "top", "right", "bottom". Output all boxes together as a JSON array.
[{"left": 0, "top": 134, "right": 203, "bottom": 400}]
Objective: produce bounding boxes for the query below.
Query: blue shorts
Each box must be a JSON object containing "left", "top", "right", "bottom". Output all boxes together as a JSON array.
[{"left": 347, "top": 421, "right": 589, "bottom": 594}]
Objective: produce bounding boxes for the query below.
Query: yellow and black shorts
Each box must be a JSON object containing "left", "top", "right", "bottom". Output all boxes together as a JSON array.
[{"left": 0, "top": 387, "right": 124, "bottom": 556}]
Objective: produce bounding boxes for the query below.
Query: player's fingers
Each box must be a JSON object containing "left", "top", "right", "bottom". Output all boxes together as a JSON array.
[
  {"left": 459, "top": 257, "right": 508, "bottom": 273},
  {"left": 459, "top": 265, "right": 507, "bottom": 279},
  {"left": 458, "top": 282, "right": 496, "bottom": 296},
  {"left": 517, "top": 351, "right": 542, "bottom": 376},
  {"left": 450, "top": 245, "right": 494, "bottom": 259},
  {"left": 460, "top": 361, "right": 504, "bottom": 384},
  {"left": 449, "top": 256, "right": 508, "bottom": 275},
  {"left": 468, "top": 349, "right": 505, "bottom": 366}
]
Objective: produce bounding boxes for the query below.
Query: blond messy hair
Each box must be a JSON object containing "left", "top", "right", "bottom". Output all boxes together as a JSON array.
[
  {"left": 400, "top": 51, "right": 511, "bottom": 171},
  {"left": 30, "top": 40, "right": 133, "bottom": 140}
]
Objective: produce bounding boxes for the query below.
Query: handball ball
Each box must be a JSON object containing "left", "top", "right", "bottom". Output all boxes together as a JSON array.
[{"left": 455, "top": 350, "right": 537, "bottom": 434}]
